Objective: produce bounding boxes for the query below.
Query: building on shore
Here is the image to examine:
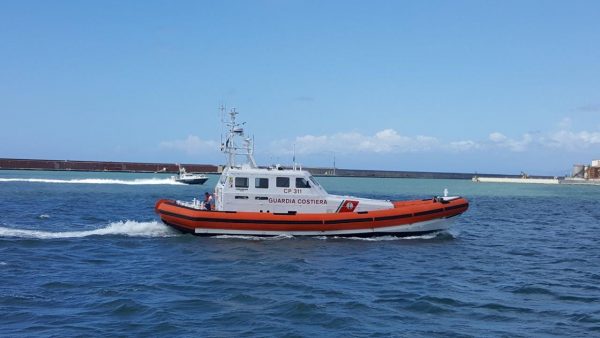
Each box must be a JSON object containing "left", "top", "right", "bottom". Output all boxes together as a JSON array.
[
  {"left": 570, "top": 160, "right": 600, "bottom": 180},
  {"left": 562, "top": 160, "right": 600, "bottom": 185}
]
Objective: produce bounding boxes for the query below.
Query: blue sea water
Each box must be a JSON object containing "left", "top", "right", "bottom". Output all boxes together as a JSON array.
[{"left": 1, "top": 170, "right": 599, "bottom": 337}]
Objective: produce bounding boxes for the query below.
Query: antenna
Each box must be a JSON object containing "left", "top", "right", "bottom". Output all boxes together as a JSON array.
[
  {"left": 221, "top": 107, "right": 257, "bottom": 168},
  {"left": 219, "top": 104, "right": 226, "bottom": 123},
  {"left": 293, "top": 143, "right": 297, "bottom": 170},
  {"left": 219, "top": 104, "right": 226, "bottom": 151}
]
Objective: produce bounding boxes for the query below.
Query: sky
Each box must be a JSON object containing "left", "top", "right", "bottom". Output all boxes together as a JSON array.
[{"left": 1, "top": 0, "right": 599, "bottom": 175}]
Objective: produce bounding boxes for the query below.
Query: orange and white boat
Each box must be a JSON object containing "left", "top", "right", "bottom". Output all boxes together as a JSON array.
[{"left": 155, "top": 108, "right": 468, "bottom": 237}]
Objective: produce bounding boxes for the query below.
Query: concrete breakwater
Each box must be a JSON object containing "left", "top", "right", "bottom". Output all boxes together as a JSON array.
[
  {"left": 472, "top": 176, "right": 560, "bottom": 184},
  {"left": 308, "top": 167, "right": 474, "bottom": 179},
  {"left": 0, "top": 158, "right": 558, "bottom": 180},
  {"left": 0, "top": 158, "right": 217, "bottom": 174}
]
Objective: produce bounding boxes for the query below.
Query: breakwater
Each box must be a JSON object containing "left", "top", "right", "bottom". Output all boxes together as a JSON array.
[
  {"left": 309, "top": 167, "right": 468, "bottom": 179},
  {"left": 0, "top": 158, "right": 555, "bottom": 180},
  {"left": 0, "top": 158, "right": 217, "bottom": 174},
  {"left": 306, "top": 167, "right": 556, "bottom": 180}
]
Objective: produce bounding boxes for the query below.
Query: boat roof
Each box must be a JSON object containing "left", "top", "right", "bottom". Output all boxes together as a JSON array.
[{"left": 224, "top": 166, "right": 312, "bottom": 177}]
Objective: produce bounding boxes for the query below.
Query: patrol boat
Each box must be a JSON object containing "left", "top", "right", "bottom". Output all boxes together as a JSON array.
[
  {"left": 173, "top": 165, "right": 208, "bottom": 185},
  {"left": 155, "top": 109, "right": 469, "bottom": 237}
]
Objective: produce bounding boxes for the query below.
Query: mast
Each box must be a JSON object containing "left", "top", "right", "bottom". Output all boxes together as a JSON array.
[
  {"left": 333, "top": 152, "right": 336, "bottom": 176},
  {"left": 221, "top": 107, "right": 257, "bottom": 168}
]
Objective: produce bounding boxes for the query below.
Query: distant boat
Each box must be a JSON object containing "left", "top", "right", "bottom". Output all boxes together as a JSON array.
[{"left": 173, "top": 165, "right": 208, "bottom": 185}]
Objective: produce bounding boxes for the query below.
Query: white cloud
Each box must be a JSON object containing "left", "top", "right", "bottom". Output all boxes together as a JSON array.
[
  {"left": 488, "top": 132, "right": 532, "bottom": 152},
  {"left": 356, "top": 129, "right": 439, "bottom": 153},
  {"left": 557, "top": 117, "right": 572, "bottom": 129},
  {"left": 543, "top": 130, "right": 600, "bottom": 150},
  {"left": 489, "top": 132, "right": 508, "bottom": 143},
  {"left": 159, "top": 135, "right": 219, "bottom": 155},
  {"left": 487, "top": 123, "right": 600, "bottom": 152},
  {"left": 270, "top": 129, "right": 479, "bottom": 155},
  {"left": 447, "top": 140, "right": 482, "bottom": 152},
  {"left": 160, "top": 119, "right": 599, "bottom": 159}
]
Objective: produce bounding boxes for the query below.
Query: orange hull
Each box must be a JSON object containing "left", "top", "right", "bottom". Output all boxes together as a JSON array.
[{"left": 155, "top": 197, "right": 469, "bottom": 237}]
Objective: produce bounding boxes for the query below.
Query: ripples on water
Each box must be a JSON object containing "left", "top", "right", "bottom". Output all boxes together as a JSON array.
[{"left": 1, "top": 171, "right": 599, "bottom": 336}]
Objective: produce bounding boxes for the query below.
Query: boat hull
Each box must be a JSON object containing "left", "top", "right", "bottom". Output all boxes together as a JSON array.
[
  {"left": 175, "top": 177, "right": 208, "bottom": 185},
  {"left": 155, "top": 197, "right": 469, "bottom": 237}
]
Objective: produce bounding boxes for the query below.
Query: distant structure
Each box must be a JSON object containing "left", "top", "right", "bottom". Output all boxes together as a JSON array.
[
  {"left": 562, "top": 159, "right": 600, "bottom": 185},
  {"left": 323, "top": 153, "right": 337, "bottom": 176},
  {"left": 471, "top": 159, "right": 600, "bottom": 186},
  {"left": 570, "top": 160, "right": 600, "bottom": 180}
]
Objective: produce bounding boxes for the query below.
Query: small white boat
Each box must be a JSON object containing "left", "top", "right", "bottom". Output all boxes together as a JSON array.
[{"left": 173, "top": 166, "right": 208, "bottom": 185}]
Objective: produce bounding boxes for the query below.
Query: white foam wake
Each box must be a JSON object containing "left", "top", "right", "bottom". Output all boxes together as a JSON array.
[
  {"left": 341, "top": 234, "right": 441, "bottom": 241},
  {"left": 0, "top": 178, "right": 184, "bottom": 185},
  {"left": 213, "top": 234, "right": 294, "bottom": 241},
  {"left": 313, "top": 232, "right": 451, "bottom": 241},
  {"left": 0, "top": 220, "right": 176, "bottom": 239}
]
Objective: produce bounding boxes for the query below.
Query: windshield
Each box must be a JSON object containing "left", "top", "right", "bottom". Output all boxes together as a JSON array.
[{"left": 308, "top": 175, "right": 322, "bottom": 188}]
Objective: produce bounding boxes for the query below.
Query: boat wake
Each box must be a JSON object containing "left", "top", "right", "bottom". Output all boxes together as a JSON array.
[
  {"left": 335, "top": 232, "right": 453, "bottom": 241},
  {"left": 209, "top": 232, "right": 455, "bottom": 241},
  {"left": 0, "top": 220, "right": 177, "bottom": 239},
  {"left": 314, "top": 232, "right": 454, "bottom": 241},
  {"left": 213, "top": 234, "right": 294, "bottom": 241},
  {"left": 0, "top": 178, "right": 184, "bottom": 185}
]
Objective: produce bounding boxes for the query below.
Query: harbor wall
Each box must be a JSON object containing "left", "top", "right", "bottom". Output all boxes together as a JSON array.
[
  {"left": 0, "top": 158, "right": 218, "bottom": 173},
  {"left": 472, "top": 177, "right": 560, "bottom": 184},
  {"left": 561, "top": 178, "right": 600, "bottom": 186},
  {"left": 308, "top": 167, "right": 475, "bottom": 179},
  {"left": 0, "top": 158, "right": 559, "bottom": 180}
]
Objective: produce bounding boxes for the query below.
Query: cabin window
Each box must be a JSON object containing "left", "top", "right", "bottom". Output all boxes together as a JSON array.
[
  {"left": 255, "top": 178, "right": 269, "bottom": 189},
  {"left": 296, "top": 177, "right": 311, "bottom": 188},
  {"left": 235, "top": 177, "right": 249, "bottom": 188},
  {"left": 276, "top": 177, "right": 290, "bottom": 188}
]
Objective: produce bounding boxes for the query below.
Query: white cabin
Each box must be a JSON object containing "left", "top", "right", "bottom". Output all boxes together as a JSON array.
[
  {"left": 211, "top": 108, "right": 392, "bottom": 214},
  {"left": 214, "top": 165, "right": 392, "bottom": 213}
]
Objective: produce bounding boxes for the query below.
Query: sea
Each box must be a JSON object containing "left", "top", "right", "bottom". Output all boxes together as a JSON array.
[{"left": 1, "top": 169, "right": 599, "bottom": 337}]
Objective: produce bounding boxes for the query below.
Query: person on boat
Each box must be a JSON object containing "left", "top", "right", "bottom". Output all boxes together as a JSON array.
[{"left": 203, "top": 192, "right": 214, "bottom": 211}]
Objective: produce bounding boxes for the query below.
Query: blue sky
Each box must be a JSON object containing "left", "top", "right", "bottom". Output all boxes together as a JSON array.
[{"left": 1, "top": 1, "right": 599, "bottom": 175}]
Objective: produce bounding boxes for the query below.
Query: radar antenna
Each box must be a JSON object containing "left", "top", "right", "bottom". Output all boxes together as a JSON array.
[{"left": 221, "top": 108, "right": 257, "bottom": 168}]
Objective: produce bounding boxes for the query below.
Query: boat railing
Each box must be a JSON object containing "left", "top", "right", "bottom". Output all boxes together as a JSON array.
[{"left": 176, "top": 198, "right": 205, "bottom": 210}]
